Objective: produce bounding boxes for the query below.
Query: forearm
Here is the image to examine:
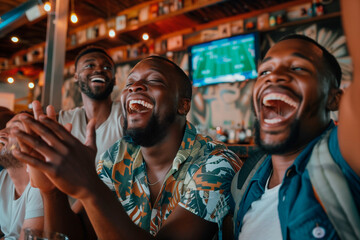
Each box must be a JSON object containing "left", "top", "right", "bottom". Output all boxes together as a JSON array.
[
  {"left": 79, "top": 178, "right": 154, "bottom": 240},
  {"left": 338, "top": 0, "right": 360, "bottom": 175},
  {"left": 41, "top": 189, "right": 87, "bottom": 240}
]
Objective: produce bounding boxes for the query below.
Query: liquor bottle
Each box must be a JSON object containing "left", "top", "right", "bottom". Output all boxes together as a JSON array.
[
  {"left": 313, "top": 0, "right": 324, "bottom": 16},
  {"left": 238, "top": 120, "right": 247, "bottom": 144}
]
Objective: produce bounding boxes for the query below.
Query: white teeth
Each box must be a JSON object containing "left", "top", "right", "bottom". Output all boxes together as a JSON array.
[
  {"left": 263, "top": 93, "right": 298, "bottom": 108},
  {"left": 129, "top": 100, "right": 154, "bottom": 110},
  {"left": 91, "top": 77, "right": 105, "bottom": 83},
  {"left": 264, "top": 118, "right": 282, "bottom": 124}
]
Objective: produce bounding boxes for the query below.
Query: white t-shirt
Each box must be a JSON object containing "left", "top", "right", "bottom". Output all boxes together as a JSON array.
[
  {"left": 59, "top": 101, "right": 123, "bottom": 164},
  {"left": 239, "top": 176, "right": 282, "bottom": 240},
  {"left": 0, "top": 170, "right": 44, "bottom": 240}
]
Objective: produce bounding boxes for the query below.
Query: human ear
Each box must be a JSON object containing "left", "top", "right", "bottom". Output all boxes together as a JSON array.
[
  {"left": 74, "top": 72, "right": 79, "bottom": 82},
  {"left": 327, "top": 88, "right": 343, "bottom": 111},
  {"left": 178, "top": 98, "right": 191, "bottom": 115}
]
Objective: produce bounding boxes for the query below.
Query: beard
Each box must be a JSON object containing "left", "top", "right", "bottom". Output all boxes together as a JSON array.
[
  {"left": 0, "top": 143, "right": 22, "bottom": 169},
  {"left": 254, "top": 118, "right": 300, "bottom": 155},
  {"left": 78, "top": 75, "right": 115, "bottom": 100},
  {"left": 123, "top": 111, "right": 176, "bottom": 147}
]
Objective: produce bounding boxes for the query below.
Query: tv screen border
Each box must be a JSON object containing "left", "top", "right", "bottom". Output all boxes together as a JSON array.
[{"left": 188, "top": 32, "right": 259, "bottom": 88}]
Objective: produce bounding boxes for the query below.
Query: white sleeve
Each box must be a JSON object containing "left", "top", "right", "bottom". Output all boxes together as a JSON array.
[{"left": 24, "top": 185, "right": 44, "bottom": 220}]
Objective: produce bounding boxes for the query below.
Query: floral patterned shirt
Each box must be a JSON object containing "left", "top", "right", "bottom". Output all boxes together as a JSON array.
[{"left": 97, "top": 121, "right": 241, "bottom": 236}]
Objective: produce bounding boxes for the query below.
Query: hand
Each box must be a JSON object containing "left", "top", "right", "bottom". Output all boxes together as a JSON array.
[
  {"left": 25, "top": 101, "right": 57, "bottom": 192},
  {"left": 12, "top": 105, "right": 98, "bottom": 200}
]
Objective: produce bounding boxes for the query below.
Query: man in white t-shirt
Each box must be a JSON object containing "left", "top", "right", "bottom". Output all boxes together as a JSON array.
[
  {"left": 0, "top": 113, "right": 44, "bottom": 240},
  {"left": 58, "top": 46, "right": 123, "bottom": 164}
]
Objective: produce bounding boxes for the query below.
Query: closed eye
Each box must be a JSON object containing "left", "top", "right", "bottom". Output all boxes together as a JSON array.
[
  {"left": 149, "top": 79, "right": 163, "bottom": 83},
  {"left": 84, "top": 64, "right": 95, "bottom": 69},
  {"left": 259, "top": 70, "right": 271, "bottom": 76},
  {"left": 125, "top": 82, "right": 133, "bottom": 88},
  {"left": 291, "top": 67, "right": 305, "bottom": 71}
]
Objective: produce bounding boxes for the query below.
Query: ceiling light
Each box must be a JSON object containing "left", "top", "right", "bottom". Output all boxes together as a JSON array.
[
  {"left": 44, "top": 1, "right": 51, "bottom": 12},
  {"left": 28, "top": 82, "right": 35, "bottom": 89},
  {"left": 70, "top": 12, "right": 78, "bottom": 23},
  {"left": 7, "top": 77, "right": 14, "bottom": 84},
  {"left": 142, "top": 33, "right": 149, "bottom": 41},
  {"left": 70, "top": 0, "right": 78, "bottom": 23},
  {"left": 11, "top": 36, "right": 19, "bottom": 43},
  {"left": 109, "top": 29, "right": 116, "bottom": 38}
]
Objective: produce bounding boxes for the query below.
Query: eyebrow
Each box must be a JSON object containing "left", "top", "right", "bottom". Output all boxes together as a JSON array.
[
  {"left": 261, "top": 52, "right": 313, "bottom": 64},
  {"left": 82, "top": 58, "right": 95, "bottom": 64}
]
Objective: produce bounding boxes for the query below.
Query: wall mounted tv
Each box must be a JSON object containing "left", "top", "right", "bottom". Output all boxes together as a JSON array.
[{"left": 189, "top": 32, "right": 259, "bottom": 87}]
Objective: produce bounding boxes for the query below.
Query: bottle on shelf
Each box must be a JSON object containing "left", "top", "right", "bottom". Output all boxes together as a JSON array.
[
  {"left": 227, "top": 121, "right": 237, "bottom": 144},
  {"left": 238, "top": 120, "right": 247, "bottom": 144}
]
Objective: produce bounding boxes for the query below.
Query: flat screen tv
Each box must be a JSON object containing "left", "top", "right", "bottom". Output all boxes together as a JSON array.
[{"left": 189, "top": 32, "right": 259, "bottom": 87}]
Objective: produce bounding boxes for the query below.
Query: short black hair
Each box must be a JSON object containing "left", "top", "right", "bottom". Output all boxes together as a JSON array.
[
  {"left": 142, "top": 55, "right": 192, "bottom": 100},
  {"left": 74, "top": 46, "right": 114, "bottom": 71},
  {"left": 278, "top": 34, "right": 342, "bottom": 88}
]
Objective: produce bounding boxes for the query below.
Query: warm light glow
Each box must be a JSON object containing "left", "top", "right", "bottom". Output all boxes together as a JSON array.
[
  {"left": 70, "top": 12, "right": 78, "bottom": 23},
  {"left": 28, "top": 82, "right": 35, "bottom": 89},
  {"left": 7, "top": 77, "right": 14, "bottom": 84},
  {"left": 142, "top": 33, "right": 149, "bottom": 41},
  {"left": 108, "top": 29, "right": 116, "bottom": 38},
  {"left": 11, "top": 36, "right": 19, "bottom": 43},
  {"left": 44, "top": 2, "right": 51, "bottom": 12}
]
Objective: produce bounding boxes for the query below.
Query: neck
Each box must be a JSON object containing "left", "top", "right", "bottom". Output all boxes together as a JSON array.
[
  {"left": 81, "top": 94, "right": 113, "bottom": 129},
  {"left": 141, "top": 119, "right": 186, "bottom": 170},
  {"left": 268, "top": 147, "right": 305, "bottom": 188},
  {"left": 7, "top": 165, "right": 29, "bottom": 199}
]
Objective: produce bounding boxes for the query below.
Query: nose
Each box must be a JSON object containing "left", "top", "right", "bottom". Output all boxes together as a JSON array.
[
  {"left": 128, "top": 80, "right": 147, "bottom": 93},
  {"left": 92, "top": 64, "right": 105, "bottom": 74},
  {"left": 265, "top": 67, "right": 291, "bottom": 84}
]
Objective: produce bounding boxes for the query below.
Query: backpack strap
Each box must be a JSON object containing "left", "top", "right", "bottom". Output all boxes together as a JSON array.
[
  {"left": 231, "top": 150, "right": 267, "bottom": 232},
  {"left": 307, "top": 129, "right": 360, "bottom": 240}
]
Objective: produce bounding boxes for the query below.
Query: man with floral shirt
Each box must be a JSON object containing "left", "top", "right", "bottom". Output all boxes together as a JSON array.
[{"left": 13, "top": 56, "right": 241, "bottom": 239}]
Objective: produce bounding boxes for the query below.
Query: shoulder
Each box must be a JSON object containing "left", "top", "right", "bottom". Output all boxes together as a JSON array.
[
  {"left": 58, "top": 106, "right": 85, "bottom": 124},
  {"left": 23, "top": 185, "right": 44, "bottom": 219},
  {"left": 195, "top": 135, "right": 242, "bottom": 172},
  {"left": 181, "top": 135, "right": 242, "bottom": 192},
  {"left": 328, "top": 126, "right": 360, "bottom": 187},
  {"left": 24, "top": 184, "right": 42, "bottom": 202},
  {"left": 110, "top": 101, "right": 123, "bottom": 116}
]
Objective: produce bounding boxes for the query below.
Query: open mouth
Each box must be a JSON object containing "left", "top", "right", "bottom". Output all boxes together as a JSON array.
[
  {"left": 261, "top": 93, "right": 299, "bottom": 125},
  {"left": 90, "top": 77, "right": 106, "bottom": 83},
  {"left": 128, "top": 99, "right": 154, "bottom": 114}
]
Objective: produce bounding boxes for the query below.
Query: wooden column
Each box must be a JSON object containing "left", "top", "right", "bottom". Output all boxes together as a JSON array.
[{"left": 42, "top": 0, "right": 69, "bottom": 111}]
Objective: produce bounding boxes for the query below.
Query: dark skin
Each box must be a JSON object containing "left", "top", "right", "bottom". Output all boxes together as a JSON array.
[
  {"left": 75, "top": 51, "right": 115, "bottom": 128},
  {"left": 0, "top": 114, "right": 44, "bottom": 240},
  {"left": 253, "top": 10, "right": 359, "bottom": 188},
  {"left": 11, "top": 58, "right": 218, "bottom": 240},
  {"left": 254, "top": 39, "right": 337, "bottom": 187}
]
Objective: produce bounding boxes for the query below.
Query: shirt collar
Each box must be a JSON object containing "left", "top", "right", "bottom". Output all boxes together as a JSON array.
[
  {"left": 249, "top": 121, "right": 335, "bottom": 188},
  {"left": 172, "top": 121, "right": 198, "bottom": 171},
  {"left": 291, "top": 121, "right": 335, "bottom": 174}
]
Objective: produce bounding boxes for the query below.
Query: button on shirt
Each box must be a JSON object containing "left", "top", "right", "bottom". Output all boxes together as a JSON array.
[
  {"left": 97, "top": 122, "right": 242, "bottom": 236},
  {"left": 234, "top": 123, "right": 360, "bottom": 239}
]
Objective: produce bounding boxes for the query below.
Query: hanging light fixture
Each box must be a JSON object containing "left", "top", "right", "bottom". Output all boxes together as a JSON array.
[
  {"left": 142, "top": 33, "right": 149, "bottom": 41},
  {"left": 43, "top": 1, "right": 51, "bottom": 12},
  {"left": 28, "top": 82, "right": 35, "bottom": 89},
  {"left": 7, "top": 77, "right": 14, "bottom": 84},
  {"left": 11, "top": 36, "right": 19, "bottom": 43},
  {"left": 70, "top": 0, "right": 78, "bottom": 23},
  {"left": 108, "top": 29, "right": 116, "bottom": 38}
]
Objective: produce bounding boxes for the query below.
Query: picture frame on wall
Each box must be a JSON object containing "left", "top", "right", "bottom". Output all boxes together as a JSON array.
[{"left": 116, "top": 15, "right": 126, "bottom": 31}]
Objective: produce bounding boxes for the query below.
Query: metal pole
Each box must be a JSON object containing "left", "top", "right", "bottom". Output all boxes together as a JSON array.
[{"left": 42, "top": 0, "right": 69, "bottom": 111}]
